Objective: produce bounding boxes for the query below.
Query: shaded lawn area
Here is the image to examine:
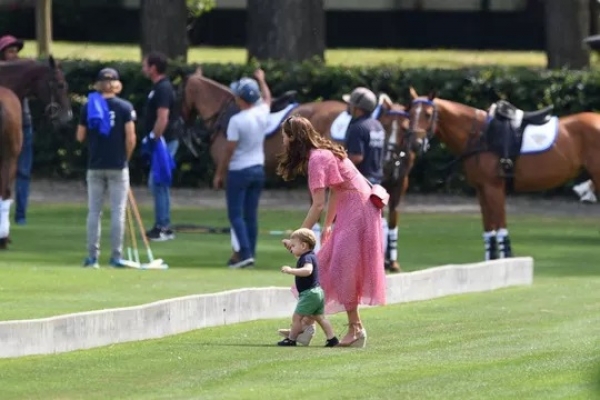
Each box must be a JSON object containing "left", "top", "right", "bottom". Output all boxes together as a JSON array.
[{"left": 20, "top": 41, "right": 548, "bottom": 68}]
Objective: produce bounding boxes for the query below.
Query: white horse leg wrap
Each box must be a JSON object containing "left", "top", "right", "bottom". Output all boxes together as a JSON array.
[
  {"left": 0, "top": 199, "right": 12, "bottom": 238},
  {"left": 388, "top": 227, "right": 398, "bottom": 262}
]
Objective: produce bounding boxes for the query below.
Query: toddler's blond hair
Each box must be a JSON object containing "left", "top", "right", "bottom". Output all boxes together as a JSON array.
[{"left": 290, "top": 228, "right": 317, "bottom": 250}]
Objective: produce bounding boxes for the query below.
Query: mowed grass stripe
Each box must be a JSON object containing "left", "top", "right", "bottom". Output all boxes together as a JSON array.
[
  {"left": 1, "top": 205, "right": 598, "bottom": 320},
  {"left": 0, "top": 277, "right": 598, "bottom": 399}
]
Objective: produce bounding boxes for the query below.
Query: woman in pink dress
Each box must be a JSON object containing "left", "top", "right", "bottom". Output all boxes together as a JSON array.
[{"left": 277, "top": 116, "right": 387, "bottom": 347}]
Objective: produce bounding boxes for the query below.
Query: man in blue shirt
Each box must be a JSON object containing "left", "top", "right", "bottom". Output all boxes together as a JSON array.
[
  {"left": 342, "top": 87, "right": 385, "bottom": 184},
  {"left": 342, "top": 87, "right": 390, "bottom": 270}
]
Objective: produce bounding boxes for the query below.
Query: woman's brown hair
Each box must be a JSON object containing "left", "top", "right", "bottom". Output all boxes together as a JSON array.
[{"left": 276, "top": 115, "right": 347, "bottom": 181}]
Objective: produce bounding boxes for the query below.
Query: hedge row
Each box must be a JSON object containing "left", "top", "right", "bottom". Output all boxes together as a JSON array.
[{"left": 31, "top": 58, "right": 599, "bottom": 195}]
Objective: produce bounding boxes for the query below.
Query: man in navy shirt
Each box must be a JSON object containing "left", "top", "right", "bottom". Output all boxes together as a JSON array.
[
  {"left": 342, "top": 87, "right": 390, "bottom": 270},
  {"left": 342, "top": 87, "right": 386, "bottom": 184},
  {"left": 141, "top": 51, "right": 180, "bottom": 242},
  {"left": 76, "top": 68, "right": 137, "bottom": 268}
]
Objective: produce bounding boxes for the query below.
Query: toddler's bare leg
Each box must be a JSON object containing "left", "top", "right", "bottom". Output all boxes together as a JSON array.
[
  {"left": 288, "top": 313, "right": 304, "bottom": 340},
  {"left": 313, "top": 315, "right": 335, "bottom": 339}
]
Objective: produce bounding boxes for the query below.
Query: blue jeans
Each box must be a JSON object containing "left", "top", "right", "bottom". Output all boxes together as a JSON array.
[
  {"left": 148, "top": 139, "right": 179, "bottom": 228},
  {"left": 15, "top": 125, "right": 33, "bottom": 223},
  {"left": 226, "top": 165, "right": 265, "bottom": 260}
]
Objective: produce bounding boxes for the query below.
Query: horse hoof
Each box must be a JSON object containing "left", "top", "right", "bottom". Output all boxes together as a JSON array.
[
  {"left": 0, "top": 237, "right": 8, "bottom": 250},
  {"left": 388, "top": 262, "right": 402, "bottom": 273}
]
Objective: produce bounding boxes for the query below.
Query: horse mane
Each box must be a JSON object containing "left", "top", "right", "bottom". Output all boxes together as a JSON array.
[
  {"left": 0, "top": 58, "right": 38, "bottom": 67},
  {"left": 378, "top": 92, "right": 393, "bottom": 106},
  {"left": 434, "top": 98, "right": 485, "bottom": 116},
  {"left": 189, "top": 73, "right": 234, "bottom": 99}
]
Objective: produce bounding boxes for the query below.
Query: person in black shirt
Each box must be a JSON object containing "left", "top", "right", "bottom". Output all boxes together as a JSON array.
[
  {"left": 76, "top": 68, "right": 137, "bottom": 269},
  {"left": 141, "top": 51, "right": 180, "bottom": 241},
  {"left": 277, "top": 228, "right": 339, "bottom": 347},
  {"left": 343, "top": 87, "right": 386, "bottom": 185}
]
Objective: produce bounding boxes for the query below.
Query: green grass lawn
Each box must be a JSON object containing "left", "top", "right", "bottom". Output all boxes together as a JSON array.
[
  {"left": 20, "top": 40, "right": 548, "bottom": 68},
  {"left": 1, "top": 205, "right": 599, "bottom": 399},
  {"left": 1, "top": 204, "right": 598, "bottom": 322}
]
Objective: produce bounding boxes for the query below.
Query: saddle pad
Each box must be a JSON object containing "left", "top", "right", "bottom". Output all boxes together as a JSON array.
[
  {"left": 264, "top": 103, "right": 299, "bottom": 138},
  {"left": 330, "top": 111, "right": 353, "bottom": 141},
  {"left": 520, "top": 116, "right": 559, "bottom": 154},
  {"left": 329, "top": 105, "right": 383, "bottom": 142}
]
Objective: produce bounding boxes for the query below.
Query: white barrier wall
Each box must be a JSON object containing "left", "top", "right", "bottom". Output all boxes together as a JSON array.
[{"left": 0, "top": 257, "right": 533, "bottom": 358}]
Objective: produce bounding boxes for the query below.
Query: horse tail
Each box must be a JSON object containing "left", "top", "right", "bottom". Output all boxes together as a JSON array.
[{"left": 0, "top": 101, "right": 4, "bottom": 138}]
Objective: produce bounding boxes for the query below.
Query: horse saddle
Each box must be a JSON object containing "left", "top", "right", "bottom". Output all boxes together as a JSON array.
[
  {"left": 494, "top": 99, "right": 554, "bottom": 126},
  {"left": 485, "top": 99, "right": 552, "bottom": 178},
  {"left": 270, "top": 90, "right": 298, "bottom": 113}
]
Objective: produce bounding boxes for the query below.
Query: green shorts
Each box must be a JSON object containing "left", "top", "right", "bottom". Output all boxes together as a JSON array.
[{"left": 295, "top": 287, "right": 325, "bottom": 316}]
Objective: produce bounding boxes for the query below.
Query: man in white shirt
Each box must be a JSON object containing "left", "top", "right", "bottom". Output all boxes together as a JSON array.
[{"left": 213, "top": 69, "right": 272, "bottom": 269}]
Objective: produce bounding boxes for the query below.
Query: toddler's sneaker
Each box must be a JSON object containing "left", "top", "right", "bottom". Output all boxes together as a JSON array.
[
  {"left": 277, "top": 338, "right": 297, "bottom": 346},
  {"left": 277, "top": 324, "right": 315, "bottom": 346}
]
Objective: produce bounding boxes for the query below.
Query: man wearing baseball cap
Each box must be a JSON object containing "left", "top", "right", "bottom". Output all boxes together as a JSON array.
[
  {"left": 76, "top": 67, "right": 137, "bottom": 268},
  {"left": 343, "top": 87, "right": 392, "bottom": 271},
  {"left": 215, "top": 68, "right": 272, "bottom": 269},
  {"left": 342, "top": 87, "right": 386, "bottom": 185},
  {"left": 0, "top": 35, "right": 33, "bottom": 225}
]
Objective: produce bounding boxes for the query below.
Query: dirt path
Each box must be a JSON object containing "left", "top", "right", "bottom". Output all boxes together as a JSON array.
[{"left": 26, "top": 179, "right": 600, "bottom": 217}]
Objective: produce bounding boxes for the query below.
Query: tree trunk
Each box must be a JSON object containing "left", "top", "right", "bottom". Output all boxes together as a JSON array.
[
  {"left": 544, "top": 0, "right": 590, "bottom": 69},
  {"left": 246, "top": 0, "right": 325, "bottom": 63},
  {"left": 35, "top": 0, "right": 52, "bottom": 58},
  {"left": 590, "top": 0, "right": 599, "bottom": 35},
  {"left": 140, "top": 0, "right": 188, "bottom": 62}
]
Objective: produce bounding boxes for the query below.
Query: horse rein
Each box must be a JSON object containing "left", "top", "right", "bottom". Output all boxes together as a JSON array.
[{"left": 191, "top": 97, "right": 235, "bottom": 144}]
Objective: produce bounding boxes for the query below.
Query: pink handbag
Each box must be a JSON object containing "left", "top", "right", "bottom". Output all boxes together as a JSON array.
[{"left": 364, "top": 177, "right": 390, "bottom": 210}]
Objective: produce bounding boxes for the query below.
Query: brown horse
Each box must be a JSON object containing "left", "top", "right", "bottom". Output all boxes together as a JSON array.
[
  {"left": 0, "top": 56, "right": 73, "bottom": 125},
  {"left": 178, "top": 70, "right": 421, "bottom": 272},
  {"left": 0, "top": 56, "right": 72, "bottom": 249},
  {"left": 406, "top": 86, "right": 600, "bottom": 261},
  {"left": 0, "top": 87, "right": 22, "bottom": 249}
]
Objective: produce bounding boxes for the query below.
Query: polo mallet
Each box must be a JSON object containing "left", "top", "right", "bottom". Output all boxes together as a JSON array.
[
  {"left": 122, "top": 202, "right": 142, "bottom": 268},
  {"left": 127, "top": 189, "right": 169, "bottom": 270}
]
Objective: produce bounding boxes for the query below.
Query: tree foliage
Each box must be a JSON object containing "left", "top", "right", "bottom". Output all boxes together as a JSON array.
[{"left": 186, "top": 0, "right": 215, "bottom": 17}]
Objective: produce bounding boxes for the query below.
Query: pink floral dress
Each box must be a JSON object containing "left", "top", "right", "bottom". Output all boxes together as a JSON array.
[{"left": 304, "top": 148, "right": 387, "bottom": 314}]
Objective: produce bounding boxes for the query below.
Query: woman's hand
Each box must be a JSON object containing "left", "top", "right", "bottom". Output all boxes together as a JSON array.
[{"left": 321, "top": 225, "right": 333, "bottom": 244}]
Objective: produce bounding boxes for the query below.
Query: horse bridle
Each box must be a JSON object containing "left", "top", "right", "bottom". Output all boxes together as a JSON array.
[
  {"left": 408, "top": 98, "right": 490, "bottom": 168},
  {"left": 45, "top": 77, "right": 63, "bottom": 120},
  {"left": 407, "top": 99, "right": 438, "bottom": 153},
  {"left": 381, "top": 109, "right": 415, "bottom": 180}
]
